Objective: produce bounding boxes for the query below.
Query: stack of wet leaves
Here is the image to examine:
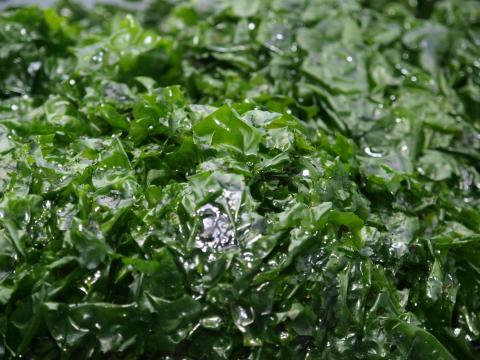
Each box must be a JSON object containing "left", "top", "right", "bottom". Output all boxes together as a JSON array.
[{"left": 0, "top": 0, "right": 479, "bottom": 358}]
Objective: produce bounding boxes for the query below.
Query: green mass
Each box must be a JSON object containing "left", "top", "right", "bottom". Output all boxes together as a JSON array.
[{"left": 0, "top": 0, "right": 479, "bottom": 358}]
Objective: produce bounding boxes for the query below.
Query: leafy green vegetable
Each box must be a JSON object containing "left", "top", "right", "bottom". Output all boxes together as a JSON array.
[{"left": 0, "top": 0, "right": 479, "bottom": 358}]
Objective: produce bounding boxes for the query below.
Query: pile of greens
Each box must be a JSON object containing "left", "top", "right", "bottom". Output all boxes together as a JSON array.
[{"left": 0, "top": 0, "right": 479, "bottom": 358}]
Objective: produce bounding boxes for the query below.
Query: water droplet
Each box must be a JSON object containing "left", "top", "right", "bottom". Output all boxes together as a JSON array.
[
  {"left": 144, "top": 35, "right": 153, "bottom": 45},
  {"left": 275, "top": 33, "right": 284, "bottom": 40},
  {"left": 69, "top": 79, "right": 76, "bottom": 86},
  {"left": 346, "top": 55, "right": 353, "bottom": 62},
  {"left": 201, "top": 315, "right": 222, "bottom": 329},
  {"left": 28, "top": 61, "right": 41, "bottom": 75},
  {"left": 248, "top": 22, "right": 256, "bottom": 30},
  {"left": 60, "top": 7, "right": 72, "bottom": 17},
  {"left": 390, "top": 241, "right": 407, "bottom": 257},
  {"left": 360, "top": 247, "right": 373, "bottom": 257},
  {"left": 364, "top": 146, "right": 383, "bottom": 158},
  {"left": 232, "top": 305, "right": 254, "bottom": 332}
]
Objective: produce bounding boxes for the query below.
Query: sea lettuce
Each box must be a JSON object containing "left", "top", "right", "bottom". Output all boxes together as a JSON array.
[{"left": 0, "top": 0, "right": 479, "bottom": 359}]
